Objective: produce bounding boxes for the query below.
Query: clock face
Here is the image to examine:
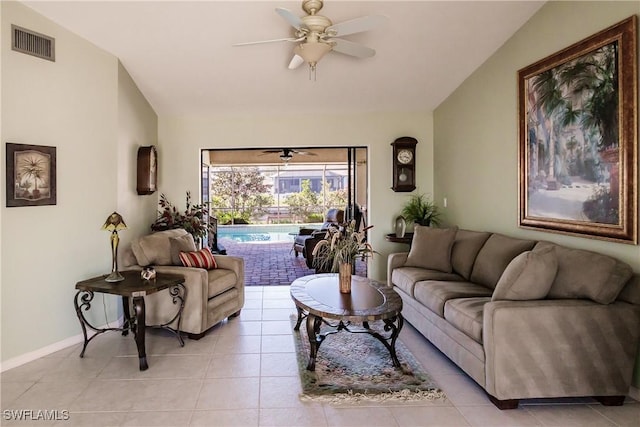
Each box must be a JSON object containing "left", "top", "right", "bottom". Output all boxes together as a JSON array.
[{"left": 397, "top": 149, "right": 413, "bottom": 164}]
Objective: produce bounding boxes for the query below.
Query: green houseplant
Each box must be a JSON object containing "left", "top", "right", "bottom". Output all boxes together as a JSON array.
[{"left": 401, "top": 193, "right": 441, "bottom": 226}]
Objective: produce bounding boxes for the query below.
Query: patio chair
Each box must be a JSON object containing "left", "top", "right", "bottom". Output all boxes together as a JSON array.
[{"left": 292, "top": 208, "right": 344, "bottom": 258}]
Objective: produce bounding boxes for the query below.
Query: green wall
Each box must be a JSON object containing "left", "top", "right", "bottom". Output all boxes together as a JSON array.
[{"left": 434, "top": 1, "right": 640, "bottom": 389}]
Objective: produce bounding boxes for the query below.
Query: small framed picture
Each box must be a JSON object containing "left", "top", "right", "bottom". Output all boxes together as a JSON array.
[{"left": 6, "top": 143, "right": 57, "bottom": 207}]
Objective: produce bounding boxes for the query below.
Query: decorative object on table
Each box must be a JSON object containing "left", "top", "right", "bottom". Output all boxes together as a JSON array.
[
  {"left": 391, "top": 136, "right": 417, "bottom": 192},
  {"left": 394, "top": 215, "right": 406, "bottom": 238},
  {"left": 101, "top": 212, "right": 128, "bottom": 282},
  {"left": 5, "top": 143, "right": 56, "bottom": 207},
  {"left": 518, "top": 16, "right": 637, "bottom": 244},
  {"left": 311, "top": 221, "right": 375, "bottom": 293},
  {"left": 151, "top": 191, "right": 213, "bottom": 245},
  {"left": 136, "top": 145, "right": 157, "bottom": 195},
  {"left": 401, "top": 193, "right": 441, "bottom": 227},
  {"left": 290, "top": 315, "right": 445, "bottom": 403},
  {"left": 141, "top": 266, "right": 156, "bottom": 281}
]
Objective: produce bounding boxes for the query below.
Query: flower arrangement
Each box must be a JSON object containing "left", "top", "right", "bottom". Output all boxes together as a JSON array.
[
  {"left": 311, "top": 221, "right": 375, "bottom": 273},
  {"left": 151, "top": 191, "right": 213, "bottom": 243}
]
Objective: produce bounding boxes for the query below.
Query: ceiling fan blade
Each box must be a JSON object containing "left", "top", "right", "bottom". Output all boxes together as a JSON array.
[
  {"left": 288, "top": 54, "right": 305, "bottom": 70},
  {"left": 331, "top": 38, "right": 375, "bottom": 58},
  {"left": 233, "top": 37, "right": 302, "bottom": 47},
  {"left": 293, "top": 150, "right": 317, "bottom": 156},
  {"left": 275, "top": 7, "right": 305, "bottom": 31},
  {"left": 326, "top": 15, "right": 387, "bottom": 37}
]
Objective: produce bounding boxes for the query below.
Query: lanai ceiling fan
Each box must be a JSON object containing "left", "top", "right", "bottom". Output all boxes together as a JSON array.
[
  {"left": 260, "top": 148, "right": 318, "bottom": 162},
  {"left": 234, "top": 0, "right": 387, "bottom": 78}
]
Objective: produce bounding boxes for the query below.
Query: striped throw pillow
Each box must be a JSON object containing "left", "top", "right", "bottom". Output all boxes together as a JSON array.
[{"left": 179, "top": 247, "right": 217, "bottom": 269}]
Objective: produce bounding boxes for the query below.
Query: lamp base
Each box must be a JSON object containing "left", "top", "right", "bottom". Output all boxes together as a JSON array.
[{"left": 105, "top": 271, "right": 125, "bottom": 282}]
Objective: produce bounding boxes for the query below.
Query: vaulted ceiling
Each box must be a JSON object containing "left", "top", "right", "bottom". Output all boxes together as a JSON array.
[{"left": 22, "top": 1, "right": 545, "bottom": 117}]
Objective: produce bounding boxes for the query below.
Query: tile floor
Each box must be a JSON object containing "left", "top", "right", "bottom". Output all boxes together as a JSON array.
[{"left": 2, "top": 286, "right": 638, "bottom": 427}]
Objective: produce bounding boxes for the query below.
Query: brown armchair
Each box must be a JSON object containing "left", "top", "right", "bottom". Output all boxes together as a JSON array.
[{"left": 293, "top": 208, "right": 344, "bottom": 258}]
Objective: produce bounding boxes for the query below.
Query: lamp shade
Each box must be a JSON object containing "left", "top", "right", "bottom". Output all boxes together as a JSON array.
[
  {"left": 294, "top": 41, "right": 332, "bottom": 64},
  {"left": 102, "top": 212, "right": 127, "bottom": 232}
]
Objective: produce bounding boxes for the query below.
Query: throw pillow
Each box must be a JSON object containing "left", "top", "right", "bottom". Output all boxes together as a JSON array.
[
  {"left": 179, "top": 247, "right": 217, "bottom": 270},
  {"left": 492, "top": 245, "right": 558, "bottom": 301},
  {"left": 404, "top": 225, "right": 458, "bottom": 273},
  {"left": 170, "top": 233, "right": 197, "bottom": 265}
]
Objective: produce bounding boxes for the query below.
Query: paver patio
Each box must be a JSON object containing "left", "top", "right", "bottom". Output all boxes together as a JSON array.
[{"left": 218, "top": 237, "right": 367, "bottom": 286}]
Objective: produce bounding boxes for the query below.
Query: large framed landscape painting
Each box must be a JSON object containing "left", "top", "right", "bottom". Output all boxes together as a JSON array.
[
  {"left": 6, "top": 143, "right": 57, "bottom": 207},
  {"left": 518, "top": 16, "right": 638, "bottom": 244}
]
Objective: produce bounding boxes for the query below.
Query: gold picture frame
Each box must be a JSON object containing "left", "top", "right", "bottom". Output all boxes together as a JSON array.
[
  {"left": 518, "top": 16, "right": 638, "bottom": 244},
  {"left": 6, "top": 143, "right": 57, "bottom": 207}
]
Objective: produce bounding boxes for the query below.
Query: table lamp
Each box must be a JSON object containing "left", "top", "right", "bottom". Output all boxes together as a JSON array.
[{"left": 102, "top": 212, "right": 128, "bottom": 282}]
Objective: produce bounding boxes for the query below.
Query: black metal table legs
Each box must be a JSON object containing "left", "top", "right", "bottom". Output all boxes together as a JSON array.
[
  {"left": 73, "top": 284, "right": 185, "bottom": 371},
  {"left": 301, "top": 312, "right": 405, "bottom": 372}
]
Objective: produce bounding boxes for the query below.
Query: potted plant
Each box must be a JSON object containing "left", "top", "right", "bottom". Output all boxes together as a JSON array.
[
  {"left": 401, "top": 193, "right": 441, "bottom": 227},
  {"left": 312, "top": 221, "right": 375, "bottom": 293},
  {"left": 151, "top": 191, "right": 213, "bottom": 244}
]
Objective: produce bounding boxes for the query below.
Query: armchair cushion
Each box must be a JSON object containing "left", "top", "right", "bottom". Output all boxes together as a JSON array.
[
  {"left": 179, "top": 247, "right": 218, "bottom": 270},
  {"left": 131, "top": 229, "right": 188, "bottom": 266},
  {"left": 405, "top": 225, "right": 458, "bottom": 273},
  {"left": 170, "top": 233, "right": 197, "bottom": 265}
]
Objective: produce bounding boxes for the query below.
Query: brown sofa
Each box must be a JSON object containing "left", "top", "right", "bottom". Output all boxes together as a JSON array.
[
  {"left": 122, "top": 229, "right": 245, "bottom": 339},
  {"left": 388, "top": 226, "right": 640, "bottom": 409}
]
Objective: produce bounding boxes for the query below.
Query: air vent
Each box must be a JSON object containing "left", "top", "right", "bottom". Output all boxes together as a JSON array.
[{"left": 11, "top": 25, "right": 55, "bottom": 62}]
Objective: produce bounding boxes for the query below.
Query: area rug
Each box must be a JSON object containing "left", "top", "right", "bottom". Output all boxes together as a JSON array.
[{"left": 290, "top": 315, "right": 446, "bottom": 404}]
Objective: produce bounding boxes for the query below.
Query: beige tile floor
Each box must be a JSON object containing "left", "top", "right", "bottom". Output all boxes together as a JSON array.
[{"left": 2, "top": 285, "right": 638, "bottom": 426}]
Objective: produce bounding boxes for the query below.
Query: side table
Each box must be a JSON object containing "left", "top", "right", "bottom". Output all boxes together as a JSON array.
[
  {"left": 385, "top": 233, "right": 414, "bottom": 245},
  {"left": 74, "top": 270, "right": 186, "bottom": 371}
]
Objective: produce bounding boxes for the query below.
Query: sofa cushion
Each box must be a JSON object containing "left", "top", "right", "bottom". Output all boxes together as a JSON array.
[
  {"left": 392, "top": 267, "right": 464, "bottom": 297},
  {"left": 535, "top": 242, "right": 633, "bottom": 304},
  {"left": 451, "top": 230, "right": 492, "bottom": 280},
  {"left": 132, "top": 229, "right": 188, "bottom": 266},
  {"left": 470, "top": 233, "right": 536, "bottom": 289},
  {"left": 444, "top": 297, "right": 490, "bottom": 344},
  {"left": 179, "top": 247, "right": 218, "bottom": 270},
  {"left": 405, "top": 225, "right": 458, "bottom": 273},
  {"left": 207, "top": 268, "right": 238, "bottom": 299},
  {"left": 492, "top": 246, "right": 558, "bottom": 301},
  {"left": 413, "top": 280, "right": 493, "bottom": 317},
  {"left": 170, "top": 233, "right": 197, "bottom": 265}
]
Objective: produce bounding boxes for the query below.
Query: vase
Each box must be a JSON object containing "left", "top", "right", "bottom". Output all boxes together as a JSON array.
[{"left": 339, "top": 262, "right": 352, "bottom": 294}]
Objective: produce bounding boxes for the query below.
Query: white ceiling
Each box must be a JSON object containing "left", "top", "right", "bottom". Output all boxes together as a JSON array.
[{"left": 22, "top": 1, "right": 545, "bottom": 117}]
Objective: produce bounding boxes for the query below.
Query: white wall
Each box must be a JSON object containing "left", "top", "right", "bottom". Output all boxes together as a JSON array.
[
  {"left": 433, "top": 0, "right": 640, "bottom": 389},
  {"left": 1, "top": 2, "right": 157, "bottom": 365},
  {"left": 158, "top": 111, "right": 434, "bottom": 281}
]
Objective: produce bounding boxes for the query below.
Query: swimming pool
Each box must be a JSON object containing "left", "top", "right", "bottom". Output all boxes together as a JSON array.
[{"left": 217, "top": 224, "right": 320, "bottom": 243}]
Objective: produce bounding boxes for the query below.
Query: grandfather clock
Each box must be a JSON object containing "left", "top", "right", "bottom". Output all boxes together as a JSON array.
[{"left": 391, "top": 137, "right": 417, "bottom": 192}]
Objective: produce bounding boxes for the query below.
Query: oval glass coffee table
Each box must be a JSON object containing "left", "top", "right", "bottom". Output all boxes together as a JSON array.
[{"left": 290, "top": 273, "right": 404, "bottom": 371}]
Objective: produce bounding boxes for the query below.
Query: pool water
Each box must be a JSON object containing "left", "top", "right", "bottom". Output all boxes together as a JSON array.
[{"left": 217, "top": 224, "right": 319, "bottom": 243}]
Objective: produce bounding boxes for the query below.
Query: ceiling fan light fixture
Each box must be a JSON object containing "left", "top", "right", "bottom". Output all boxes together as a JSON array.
[
  {"left": 280, "top": 153, "right": 293, "bottom": 162},
  {"left": 294, "top": 41, "right": 332, "bottom": 65}
]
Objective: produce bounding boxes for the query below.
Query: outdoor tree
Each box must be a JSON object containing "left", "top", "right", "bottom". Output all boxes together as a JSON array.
[
  {"left": 284, "top": 179, "right": 319, "bottom": 221},
  {"left": 210, "top": 167, "right": 274, "bottom": 223}
]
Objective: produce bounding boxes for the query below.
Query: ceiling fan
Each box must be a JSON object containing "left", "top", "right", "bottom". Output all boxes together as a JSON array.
[
  {"left": 234, "top": 0, "right": 387, "bottom": 78},
  {"left": 260, "top": 148, "right": 318, "bottom": 162}
]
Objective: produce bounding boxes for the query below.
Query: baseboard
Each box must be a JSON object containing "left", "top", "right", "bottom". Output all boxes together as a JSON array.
[
  {"left": 0, "top": 317, "right": 124, "bottom": 373},
  {"left": 629, "top": 385, "right": 640, "bottom": 402}
]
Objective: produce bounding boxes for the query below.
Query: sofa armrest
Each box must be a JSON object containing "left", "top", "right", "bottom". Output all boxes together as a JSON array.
[
  {"left": 213, "top": 255, "right": 245, "bottom": 288},
  {"left": 483, "top": 299, "right": 640, "bottom": 400},
  {"left": 387, "top": 252, "right": 408, "bottom": 287}
]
